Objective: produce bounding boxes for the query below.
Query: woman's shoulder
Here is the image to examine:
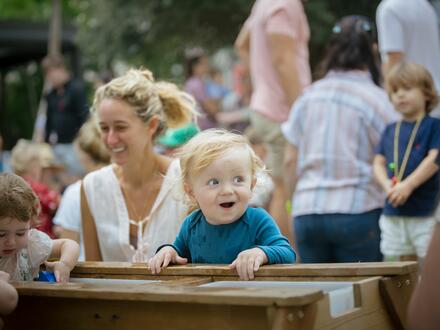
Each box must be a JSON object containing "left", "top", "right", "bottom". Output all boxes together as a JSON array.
[{"left": 82, "top": 165, "right": 115, "bottom": 190}]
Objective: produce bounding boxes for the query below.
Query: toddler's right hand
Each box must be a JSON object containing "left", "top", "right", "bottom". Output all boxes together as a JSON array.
[
  {"left": 148, "top": 246, "right": 187, "bottom": 274},
  {"left": 0, "top": 271, "right": 10, "bottom": 282}
]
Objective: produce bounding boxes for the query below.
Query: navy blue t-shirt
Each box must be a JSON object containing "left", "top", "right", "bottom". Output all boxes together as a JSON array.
[
  {"left": 376, "top": 116, "right": 440, "bottom": 216},
  {"left": 169, "top": 207, "right": 296, "bottom": 264}
]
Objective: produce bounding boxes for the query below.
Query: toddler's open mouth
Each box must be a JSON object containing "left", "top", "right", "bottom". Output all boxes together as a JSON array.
[{"left": 220, "top": 202, "right": 235, "bottom": 208}]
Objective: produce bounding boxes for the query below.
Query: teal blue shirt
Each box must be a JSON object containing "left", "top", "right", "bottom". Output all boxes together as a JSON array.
[{"left": 168, "top": 207, "right": 296, "bottom": 264}]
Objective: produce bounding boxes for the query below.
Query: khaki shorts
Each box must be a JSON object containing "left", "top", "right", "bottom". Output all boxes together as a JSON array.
[{"left": 250, "top": 111, "right": 286, "bottom": 179}]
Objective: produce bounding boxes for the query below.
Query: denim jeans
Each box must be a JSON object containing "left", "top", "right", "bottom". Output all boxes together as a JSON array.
[{"left": 294, "top": 209, "right": 382, "bottom": 263}]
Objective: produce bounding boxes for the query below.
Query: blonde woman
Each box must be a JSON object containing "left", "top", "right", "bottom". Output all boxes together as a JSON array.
[{"left": 81, "top": 68, "right": 197, "bottom": 262}]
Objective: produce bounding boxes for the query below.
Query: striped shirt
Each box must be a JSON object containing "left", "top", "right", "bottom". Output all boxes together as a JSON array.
[{"left": 281, "top": 70, "right": 398, "bottom": 216}]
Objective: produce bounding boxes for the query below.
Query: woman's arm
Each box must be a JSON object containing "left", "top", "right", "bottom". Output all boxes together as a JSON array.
[
  {"left": 80, "top": 183, "right": 103, "bottom": 261},
  {"left": 58, "top": 228, "right": 80, "bottom": 243}
]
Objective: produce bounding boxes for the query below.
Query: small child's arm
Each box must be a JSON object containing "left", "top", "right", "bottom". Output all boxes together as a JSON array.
[
  {"left": 388, "top": 149, "right": 439, "bottom": 207},
  {"left": 373, "top": 154, "right": 393, "bottom": 194},
  {"left": 45, "top": 239, "right": 80, "bottom": 283},
  {"left": 229, "top": 248, "right": 268, "bottom": 280},
  {"left": 148, "top": 246, "right": 187, "bottom": 274},
  {"left": 0, "top": 271, "right": 18, "bottom": 315}
]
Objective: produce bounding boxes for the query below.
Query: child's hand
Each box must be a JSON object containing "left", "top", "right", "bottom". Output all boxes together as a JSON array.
[
  {"left": 387, "top": 181, "right": 414, "bottom": 207},
  {"left": 0, "top": 271, "right": 10, "bottom": 282},
  {"left": 44, "top": 261, "right": 71, "bottom": 283},
  {"left": 229, "top": 248, "right": 268, "bottom": 280},
  {"left": 148, "top": 246, "right": 187, "bottom": 275}
]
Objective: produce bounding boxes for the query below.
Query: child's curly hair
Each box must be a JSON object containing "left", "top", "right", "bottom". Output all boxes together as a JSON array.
[{"left": 0, "top": 173, "right": 40, "bottom": 223}]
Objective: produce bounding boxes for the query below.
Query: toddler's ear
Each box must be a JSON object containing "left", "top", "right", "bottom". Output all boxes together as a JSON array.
[{"left": 183, "top": 181, "right": 194, "bottom": 198}]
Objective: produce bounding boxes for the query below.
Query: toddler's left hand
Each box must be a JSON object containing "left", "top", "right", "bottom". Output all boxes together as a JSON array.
[
  {"left": 387, "top": 181, "right": 414, "bottom": 207},
  {"left": 44, "top": 261, "right": 71, "bottom": 283},
  {"left": 229, "top": 248, "right": 268, "bottom": 280}
]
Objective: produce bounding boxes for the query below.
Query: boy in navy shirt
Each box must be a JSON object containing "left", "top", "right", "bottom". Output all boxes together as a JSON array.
[
  {"left": 149, "top": 129, "right": 295, "bottom": 280},
  {"left": 374, "top": 62, "right": 440, "bottom": 263}
]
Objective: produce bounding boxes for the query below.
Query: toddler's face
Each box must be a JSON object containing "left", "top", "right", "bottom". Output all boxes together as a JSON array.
[
  {"left": 186, "top": 148, "right": 254, "bottom": 225},
  {"left": 390, "top": 86, "right": 427, "bottom": 120},
  {"left": 0, "top": 218, "right": 30, "bottom": 257}
]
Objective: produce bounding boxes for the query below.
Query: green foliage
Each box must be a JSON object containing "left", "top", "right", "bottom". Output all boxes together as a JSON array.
[{"left": 0, "top": 0, "right": 382, "bottom": 147}]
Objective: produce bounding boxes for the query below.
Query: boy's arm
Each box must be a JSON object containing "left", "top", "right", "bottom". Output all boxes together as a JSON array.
[
  {"left": 402, "top": 149, "right": 439, "bottom": 190},
  {"left": 388, "top": 149, "right": 439, "bottom": 207},
  {"left": 373, "top": 154, "right": 392, "bottom": 193}
]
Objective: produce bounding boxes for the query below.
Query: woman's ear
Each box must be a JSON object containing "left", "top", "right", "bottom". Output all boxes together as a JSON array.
[
  {"left": 147, "top": 116, "right": 161, "bottom": 137},
  {"left": 251, "top": 176, "right": 257, "bottom": 191}
]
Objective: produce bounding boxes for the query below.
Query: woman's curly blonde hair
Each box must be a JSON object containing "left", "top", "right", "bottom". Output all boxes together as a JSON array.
[{"left": 92, "top": 68, "right": 198, "bottom": 138}]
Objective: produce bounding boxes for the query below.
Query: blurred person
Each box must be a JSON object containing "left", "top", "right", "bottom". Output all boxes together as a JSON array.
[
  {"left": 53, "top": 118, "right": 110, "bottom": 261},
  {"left": 0, "top": 271, "right": 18, "bottom": 329},
  {"left": 373, "top": 62, "right": 440, "bottom": 264},
  {"left": 235, "top": 0, "right": 311, "bottom": 241},
  {"left": 184, "top": 48, "right": 220, "bottom": 130},
  {"left": 376, "top": 0, "right": 440, "bottom": 117},
  {"left": 42, "top": 54, "right": 89, "bottom": 177},
  {"left": 10, "top": 139, "right": 60, "bottom": 238},
  {"left": 81, "top": 68, "right": 197, "bottom": 262},
  {"left": 407, "top": 196, "right": 440, "bottom": 329},
  {"left": 0, "top": 134, "right": 3, "bottom": 173},
  {"left": 157, "top": 122, "right": 200, "bottom": 156},
  {"left": 282, "top": 16, "right": 397, "bottom": 263}
]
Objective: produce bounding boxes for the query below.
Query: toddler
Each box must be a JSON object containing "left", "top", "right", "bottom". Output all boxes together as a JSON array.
[
  {"left": 0, "top": 173, "right": 79, "bottom": 282},
  {"left": 149, "top": 129, "right": 295, "bottom": 280},
  {"left": 373, "top": 62, "right": 440, "bottom": 263}
]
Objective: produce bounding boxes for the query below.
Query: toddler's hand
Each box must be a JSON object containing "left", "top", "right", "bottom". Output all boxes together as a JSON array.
[
  {"left": 0, "top": 271, "right": 10, "bottom": 282},
  {"left": 44, "top": 261, "right": 71, "bottom": 283},
  {"left": 387, "top": 181, "right": 414, "bottom": 207},
  {"left": 148, "top": 246, "right": 187, "bottom": 275},
  {"left": 229, "top": 248, "right": 268, "bottom": 280}
]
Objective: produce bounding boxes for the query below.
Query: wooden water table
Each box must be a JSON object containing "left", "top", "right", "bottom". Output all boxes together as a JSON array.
[{"left": 5, "top": 261, "right": 417, "bottom": 330}]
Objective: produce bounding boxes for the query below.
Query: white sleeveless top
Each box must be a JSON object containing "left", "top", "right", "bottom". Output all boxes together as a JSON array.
[
  {"left": 82, "top": 159, "right": 188, "bottom": 262},
  {"left": 0, "top": 229, "right": 52, "bottom": 281}
]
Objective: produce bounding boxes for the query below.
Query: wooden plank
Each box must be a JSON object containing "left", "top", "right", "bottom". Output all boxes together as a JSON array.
[
  {"left": 312, "top": 277, "right": 394, "bottom": 329},
  {"left": 71, "top": 261, "right": 418, "bottom": 278},
  {"left": 5, "top": 297, "right": 278, "bottom": 330},
  {"left": 379, "top": 272, "right": 418, "bottom": 330},
  {"left": 12, "top": 281, "right": 324, "bottom": 307}
]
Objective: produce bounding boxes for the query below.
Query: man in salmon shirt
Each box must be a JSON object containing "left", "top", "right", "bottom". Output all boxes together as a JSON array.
[{"left": 235, "top": 0, "right": 311, "bottom": 243}]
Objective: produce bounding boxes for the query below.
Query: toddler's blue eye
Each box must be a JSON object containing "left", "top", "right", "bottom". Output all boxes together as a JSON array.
[
  {"left": 233, "top": 176, "right": 244, "bottom": 183},
  {"left": 207, "top": 178, "right": 219, "bottom": 186}
]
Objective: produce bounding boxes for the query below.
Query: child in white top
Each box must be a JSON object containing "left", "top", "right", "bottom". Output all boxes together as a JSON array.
[
  {"left": 0, "top": 173, "right": 79, "bottom": 282},
  {"left": 149, "top": 129, "right": 295, "bottom": 280}
]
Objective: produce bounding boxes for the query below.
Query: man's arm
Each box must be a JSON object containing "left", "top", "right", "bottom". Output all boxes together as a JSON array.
[
  {"left": 382, "top": 51, "right": 403, "bottom": 78},
  {"left": 235, "top": 25, "right": 250, "bottom": 66},
  {"left": 268, "top": 33, "right": 301, "bottom": 107}
]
